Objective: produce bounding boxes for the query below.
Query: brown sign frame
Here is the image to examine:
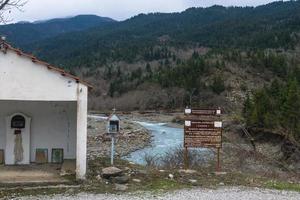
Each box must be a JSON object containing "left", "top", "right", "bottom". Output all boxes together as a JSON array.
[
  {"left": 183, "top": 108, "right": 223, "bottom": 171},
  {"left": 184, "top": 108, "right": 222, "bottom": 116},
  {"left": 184, "top": 118, "right": 222, "bottom": 149}
]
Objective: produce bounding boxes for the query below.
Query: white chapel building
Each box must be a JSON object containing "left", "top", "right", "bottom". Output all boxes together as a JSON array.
[{"left": 0, "top": 39, "right": 91, "bottom": 179}]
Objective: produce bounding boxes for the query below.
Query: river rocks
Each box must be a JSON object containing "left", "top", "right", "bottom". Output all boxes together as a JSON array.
[
  {"left": 215, "top": 171, "right": 227, "bottom": 176},
  {"left": 123, "top": 167, "right": 131, "bottom": 172},
  {"left": 102, "top": 167, "right": 123, "bottom": 178},
  {"left": 114, "top": 176, "right": 130, "bottom": 184},
  {"left": 114, "top": 184, "right": 128, "bottom": 191},
  {"left": 178, "top": 169, "right": 197, "bottom": 174},
  {"left": 168, "top": 174, "right": 174, "bottom": 179},
  {"left": 96, "top": 175, "right": 102, "bottom": 181},
  {"left": 87, "top": 116, "right": 151, "bottom": 160},
  {"left": 132, "top": 178, "right": 141, "bottom": 183},
  {"left": 189, "top": 179, "right": 198, "bottom": 185},
  {"left": 136, "top": 169, "right": 147, "bottom": 175},
  {"left": 101, "top": 167, "right": 131, "bottom": 185}
]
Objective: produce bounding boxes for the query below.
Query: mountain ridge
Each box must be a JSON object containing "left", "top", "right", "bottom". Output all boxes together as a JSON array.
[
  {"left": 0, "top": 1, "right": 300, "bottom": 113},
  {"left": 23, "top": 0, "right": 300, "bottom": 68},
  {"left": 0, "top": 14, "right": 116, "bottom": 46}
]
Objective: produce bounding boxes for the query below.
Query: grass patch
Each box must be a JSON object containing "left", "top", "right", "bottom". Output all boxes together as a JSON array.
[
  {"left": 1, "top": 156, "right": 299, "bottom": 198},
  {"left": 265, "top": 180, "right": 300, "bottom": 192},
  {"left": 143, "top": 178, "right": 186, "bottom": 191}
]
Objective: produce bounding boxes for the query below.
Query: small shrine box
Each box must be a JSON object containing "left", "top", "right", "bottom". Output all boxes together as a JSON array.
[{"left": 107, "top": 114, "right": 120, "bottom": 134}]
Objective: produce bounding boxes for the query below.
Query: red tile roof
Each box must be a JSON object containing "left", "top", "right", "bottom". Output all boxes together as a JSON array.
[{"left": 0, "top": 40, "right": 93, "bottom": 89}]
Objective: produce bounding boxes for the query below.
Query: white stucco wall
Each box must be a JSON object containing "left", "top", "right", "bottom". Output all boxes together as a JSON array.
[
  {"left": 0, "top": 101, "right": 77, "bottom": 162},
  {"left": 5, "top": 113, "right": 31, "bottom": 165},
  {"left": 0, "top": 49, "right": 78, "bottom": 101},
  {"left": 0, "top": 46, "right": 89, "bottom": 179},
  {"left": 76, "top": 83, "right": 88, "bottom": 179}
]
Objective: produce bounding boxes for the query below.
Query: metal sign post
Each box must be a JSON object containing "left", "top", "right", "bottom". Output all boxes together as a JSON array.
[
  {"left": 111, "top": 133, "right": 115, "bottom": 166},
  {"left": 107, "top": 108, "right": 120, "bottom": 166}
]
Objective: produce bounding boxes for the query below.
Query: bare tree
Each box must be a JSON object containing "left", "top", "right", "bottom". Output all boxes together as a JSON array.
[{"left": 0, "top": 0, "right": 26, "bottom": 23}]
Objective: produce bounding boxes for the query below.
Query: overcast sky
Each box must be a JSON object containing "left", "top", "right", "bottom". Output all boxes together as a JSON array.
[{"left": 8, "top": 0, "right": 283, "bottom": 23}]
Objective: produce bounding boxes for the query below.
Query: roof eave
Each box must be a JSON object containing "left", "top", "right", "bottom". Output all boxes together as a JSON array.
[{"left": 0, "top": 40, "right": 93, "bottom": 89}]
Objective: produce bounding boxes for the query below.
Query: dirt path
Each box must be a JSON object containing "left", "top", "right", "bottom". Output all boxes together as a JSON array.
[{"left": 15, "top": 187, "right": 300, "bottom": 200}]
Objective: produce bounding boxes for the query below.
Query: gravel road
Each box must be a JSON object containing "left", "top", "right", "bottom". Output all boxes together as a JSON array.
[{"left": 14, "top": 187, "right": 300, "bottom": 200}]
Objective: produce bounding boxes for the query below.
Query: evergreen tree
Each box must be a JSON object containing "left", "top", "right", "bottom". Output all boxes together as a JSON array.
[
  {"left": 243, "top": 93, "right": 253, "bottom": 125},
  {"left": 281, "top": 78, "right": 300, "bottom": 138},
  {"left": 211, "top": 75, "right": 226, "bottom": 95}
]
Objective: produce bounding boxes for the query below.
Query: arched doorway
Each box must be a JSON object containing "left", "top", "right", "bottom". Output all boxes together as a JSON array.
[{"left": 5, "top": 113, "right": 31, "bottom": 165}]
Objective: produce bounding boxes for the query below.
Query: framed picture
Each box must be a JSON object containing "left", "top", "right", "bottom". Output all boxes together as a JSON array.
[
  {"left": 51, "top": 149, "right": 64, "bottom": 164},
  {"left": 35, "top": 149, "right": 48, "bottom": 164}
]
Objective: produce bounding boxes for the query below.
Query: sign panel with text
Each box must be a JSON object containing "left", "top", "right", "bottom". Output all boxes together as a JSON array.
[
  {"left": 183, "top": 108, "right": 223, "bottom": 171},
  {"left": 184, "top": 109, "right": 222, "bottom": 148}
]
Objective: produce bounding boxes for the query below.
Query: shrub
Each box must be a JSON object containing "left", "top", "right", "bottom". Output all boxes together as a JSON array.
[
  {"left": 211, "top": 75, "right": 226, "bottom": 94},
  {"left": 142, "top": 146, "right": 214, "bottom": 170},
  {"left": 160, "top": 146, "right": 213, "bottom": 170},
  {"left": 143, "top": 153, "right": 159, "bottom": 169}
]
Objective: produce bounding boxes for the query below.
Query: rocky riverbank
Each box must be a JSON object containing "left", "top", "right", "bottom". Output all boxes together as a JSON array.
[
  {"left": 107, "top": 111, "right": 300, "bottom": 179},
  {"left": 87, "top": 116, "right": 152, "bottom": 160}
]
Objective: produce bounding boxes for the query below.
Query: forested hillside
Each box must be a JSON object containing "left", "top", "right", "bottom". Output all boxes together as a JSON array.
[
  {"left": 16, "top": 1, "right": 300, "bottom": 69},
  {"left": 1, "top": 1, "right": 300, "bottom": 119},
  {"left": 0, "top": 15, "right": 115, "bottom": 46}
]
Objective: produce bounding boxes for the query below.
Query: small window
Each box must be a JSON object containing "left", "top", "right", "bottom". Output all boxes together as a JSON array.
[{"left": 11, "top": 115, "right": 25, "bottom": 129}]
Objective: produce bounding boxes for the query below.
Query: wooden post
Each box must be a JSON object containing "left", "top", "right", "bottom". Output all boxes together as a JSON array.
[
  {"left": 184, "top": 146, "right": 189, "bottom": 170},
  {"left": 216, "top": 148, "right": 221, "bottom": 172}
]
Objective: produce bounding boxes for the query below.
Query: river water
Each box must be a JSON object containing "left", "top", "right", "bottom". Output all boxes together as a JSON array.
[
  {"left": 89, "top": 115, "right": 212, "bottom": 165},
  {"left": 124, "top": 121, "right": 213, "bottom": 165},
  {"left": 124, "top": 121, "right": 184, "bottom": 165}
]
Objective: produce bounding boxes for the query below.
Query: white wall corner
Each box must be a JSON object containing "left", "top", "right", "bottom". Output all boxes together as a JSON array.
[{"left": 76, "top": 83, "right": 88, "bottom": 180}]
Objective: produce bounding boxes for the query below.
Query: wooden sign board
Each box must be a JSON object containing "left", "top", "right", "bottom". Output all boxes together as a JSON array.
[
  {"left": 185, "top": 108, "right": 221, "bottom": 116},
  {"left": 185, "top": 120, "right": 222, "bottom": 129},
  {"left": 184, "top": 123, "right": 222, "bottom": 148},
  {"left": 183, "top": 108, "right": 223, "bottom": 171},
  {"left": 184, "top": 109, "right": 222, "bottom": 149}
]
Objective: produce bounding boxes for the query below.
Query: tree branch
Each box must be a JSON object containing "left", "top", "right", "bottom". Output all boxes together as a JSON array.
[
  {"left": 0, "top": 0, "right": 10, "bottom": 11},
  {"left": 0, "top": 0, "right": 27, "bottom": 23}
]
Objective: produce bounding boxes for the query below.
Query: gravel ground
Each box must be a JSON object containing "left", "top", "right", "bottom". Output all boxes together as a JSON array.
[
  {"left": 15, "top": 187, "right": 300, "bottom": 200},
  {"left": 87, "top": 116, "right": 151, "bottom": 160}
]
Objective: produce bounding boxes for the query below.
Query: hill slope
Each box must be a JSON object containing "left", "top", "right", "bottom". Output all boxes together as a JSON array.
[
  {"left": 1, "top": 1, "right": 300, "bottom": 113},
  {"left": 0, "top": 15, "right": 116, "bottom": 46},
  {"left": 19, "top": 1, "right": 300, "bottom": 68}
]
